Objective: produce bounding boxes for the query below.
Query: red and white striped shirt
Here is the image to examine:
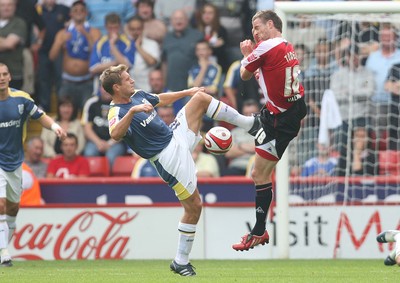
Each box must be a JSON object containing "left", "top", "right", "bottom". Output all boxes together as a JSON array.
[{"left": 241, "top": 37, "right": 304, "bottom": 114}]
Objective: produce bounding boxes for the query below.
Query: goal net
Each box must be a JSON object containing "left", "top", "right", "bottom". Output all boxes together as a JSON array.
[{"left": 276, "top": 2, "right": 400, "bottom": 205}]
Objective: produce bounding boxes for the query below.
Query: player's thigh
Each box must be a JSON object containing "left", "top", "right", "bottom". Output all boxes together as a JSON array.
[{"left": 151, "top": 135, "right": 198, "bottom": 201}]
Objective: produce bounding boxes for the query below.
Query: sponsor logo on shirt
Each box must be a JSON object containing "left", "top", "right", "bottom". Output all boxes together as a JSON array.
[{"left": 0, "top": 119, "right": 21, "bottom": 128}]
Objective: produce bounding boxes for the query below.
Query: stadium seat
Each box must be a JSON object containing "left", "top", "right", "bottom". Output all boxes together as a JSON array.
[
  {"left": 378, "top": 150, "right": 400, "bottom": 175},
  {"left": 87, "top": 156, "right": 110, "bottom": 177},
  {"left": 112, "top": 155, "right": 140, "bottom": 177}
]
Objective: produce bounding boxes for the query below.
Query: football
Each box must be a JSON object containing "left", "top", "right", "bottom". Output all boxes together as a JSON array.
[{"left": 204, "top": 126, "right": 233, "bottom": 155}]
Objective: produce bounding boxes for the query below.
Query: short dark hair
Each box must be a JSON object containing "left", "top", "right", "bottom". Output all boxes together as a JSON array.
[
  {"left": 71, "top": 0, "right": 86, "bottom": 8},
  {"left": 252, "top": 10, "right": 282, "bottom": 33},
  {"left": 100, "top": 64, "right": 128, "bottom": 95}
]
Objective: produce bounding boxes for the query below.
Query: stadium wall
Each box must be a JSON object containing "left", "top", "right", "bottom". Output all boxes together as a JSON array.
[{"left": 10, "top": 178, "right": 400, "bottom": 260}]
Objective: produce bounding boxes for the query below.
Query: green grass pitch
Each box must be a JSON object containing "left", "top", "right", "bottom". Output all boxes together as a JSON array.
[{"left": 0, "top": 259, "right": 398, "bottom": 282}]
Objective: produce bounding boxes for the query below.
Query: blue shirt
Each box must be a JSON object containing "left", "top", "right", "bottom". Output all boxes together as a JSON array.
[
  {"left": 301, "top": 157, "right": 337, "bottom": 177},
  {"left": 90, "top": 34, "right": 135, "bottom": 70},
  {"left": 66, "top": 21, "right": 92, "bottom": 60},
  {"left": 0, "top": 89, "right": 44, "bottom": 171},
  {"left": 108, "top": 90, "right": 172, "bottom": 159}
]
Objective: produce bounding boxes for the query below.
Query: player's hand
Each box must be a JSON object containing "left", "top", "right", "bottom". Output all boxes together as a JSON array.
[
  {"left": 240, "top": 39, "right": 254, "bottom": 57},
  {"left": 187, "top": 87, "right": 204, "bottom": 96},
  {"left": 56, "top": 128, "right": 67, "bottom": 141},
  {"left": 133, "top": 104, "right": 154, "bottom": 114}
]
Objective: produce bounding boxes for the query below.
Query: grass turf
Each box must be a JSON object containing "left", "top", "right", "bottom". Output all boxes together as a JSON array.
[{"left": 0, "top": 259, "right": 399, "bottom": 282}]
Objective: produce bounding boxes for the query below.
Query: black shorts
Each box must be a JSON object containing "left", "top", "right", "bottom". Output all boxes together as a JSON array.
[{"left": 257, "top": 98, "right": 307, "bottom": 160}]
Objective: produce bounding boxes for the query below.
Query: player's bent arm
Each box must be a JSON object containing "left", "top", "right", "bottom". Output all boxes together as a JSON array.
[
  {"left": 157, "top": 87, "right": 203, "bottom": 106},
  {"left": 110, "top": 104, "right": 153, "bottom": 141},
  {"left": 240, "top": 66, "right": 253, "bottom": 81}
]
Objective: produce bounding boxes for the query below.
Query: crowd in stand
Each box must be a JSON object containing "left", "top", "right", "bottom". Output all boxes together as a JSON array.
[{"left": 3, "top": 0, "right": 398, "bottom": 197}]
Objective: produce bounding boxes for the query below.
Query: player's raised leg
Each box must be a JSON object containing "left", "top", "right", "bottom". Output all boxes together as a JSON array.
[{"left": 183, "top": 91, "right": 257, "bottom": 135}]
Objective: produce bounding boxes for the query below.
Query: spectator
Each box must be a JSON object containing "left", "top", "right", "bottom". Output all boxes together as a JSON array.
[
  {"left": 294, "top": 43, "right": 310, "bottom": 82},
  {"left": 81, "top": 85, "right": 126, "bottom": 168},
  {"left": 154, "top": 0, "right": 196, "bottom": 27},
  {"left": 223, "top": 99, "right": 259, "bottom": 176},
  {"left": 188, "top": 40, "right": 222, "bottom": 132},
  {"left": 301, "top": 143, "right": 337, "bottom": 177},
  {"left": 20, "top": 163, "right": 43, "bottom": 206},
  {"left": 195, "top": 2, "right": 229, "bottom": 73},
  {"left": 15, "top": 0, "right": 45, "bottom": 94},
  {"left": 188, "top": 40, "right": 222, "bottom": 97},
  {"left": 330, "top": 47, "right": 375, "bottom": 176},
  {"left": 366, "top": 23, "right": 400, "bottom": 136},
  {"left": 162, "top": 9, "right": 203, "bottom": 92},
  {"left": 85, "top": 0, "right": 135, "bottom": 35},
  {"left": 385, "top": 62, "right": 400, "bottom": 150},
  {"left": 24, "top": 136, "right": 48, "bottom": 178},
  {"left": 126, "top": 15, "right": 160, "bottom": 92},
  {"left": 46, "top": 133, "right": 90, "bottom": 178},
  {"left": 349, "top": 127, "right": 378, "bottom": 176},
  {"left": 49, "top": 0, "right": 101, "bottom": 111},
  {"left": 36, "top": 0, "right": 70, "bottom": 112},
  {"left": 149, "top": 68, "right": 169, "bottom": 94},
  {"left": 223, "top": 59, "right": 261, "bottom": 111},
  {"left": 89, "top": 12, "right": 135, "bottom": 94},
  {"left": 0, "top": 0, "right": 27, "bottom": 89},
  {"left": 41, "top": 95, "right": 85, "bottom": 158},
  {"left": 134, "top": 0, "right": 167, "bottom": 46},
  {"left": 157, "top": 104, "right": 176, "bottom": 126},
  {"left": 192, "top": 141, "right": 220, "bottom": 178}
]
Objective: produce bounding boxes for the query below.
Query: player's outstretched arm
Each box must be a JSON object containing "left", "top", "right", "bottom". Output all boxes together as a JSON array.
[
  {"left": 157, "top": 87, "right": 204, "bottom": 107},
  {"left": 38, "top": 114, "right": 67, "bottom": 140}
]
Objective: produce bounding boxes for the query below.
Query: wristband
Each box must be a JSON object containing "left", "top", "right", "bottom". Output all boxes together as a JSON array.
[{"left": 51, "top": 123, "right": 61, "bottom": 132}]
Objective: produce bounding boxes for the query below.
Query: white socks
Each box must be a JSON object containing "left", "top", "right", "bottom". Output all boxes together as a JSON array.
[
  {"left": 0, "top": 215, "right": 9, "bottom": 250},
  {"left": 175, "top": 222, "right": 196, "bottom": 265},
  {"left": 6, "top": 215, "right": 16, "bottom": 243},
  {"left": 206, "top": 98, "right": 254, "bottom": 131}
]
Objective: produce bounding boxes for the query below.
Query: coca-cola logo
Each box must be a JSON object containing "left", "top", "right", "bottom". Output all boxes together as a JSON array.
[{"left": 13, "top": 210, "right": 138, "bottom": 260}]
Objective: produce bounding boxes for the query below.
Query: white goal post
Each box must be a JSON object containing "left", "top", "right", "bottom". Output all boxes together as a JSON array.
[{"left": 273, "top": 1, "right": 400, "bottom": 259}]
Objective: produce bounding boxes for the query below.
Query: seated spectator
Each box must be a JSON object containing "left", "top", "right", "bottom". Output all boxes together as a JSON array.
[
  {"left": 47, "top": 133, "right": 90, "bottom": 178},
  {"left": 131, "top": 157, "right": 158, "bottom": 178},
  {"left": 157, "top": 105, "right": 176, "bottom": 126},
  {"left": 188, "top": 40, "right": 222, "bottom": 97},
  {"left": 126, "top": 15, "right": 161, "bottom": 92},
  {"left": 41, "top": 95, "right": 85, "bottom": 158},
  {"left": 301, "top": 143, "right": 337, "bottom": 177},
  {"left": 188, "top": 40, "right": 222, "bottom": 132},
  {"left": 81, "top": 85, "right": 127, "bottom": 168},
  {"left": 20, "top": 163, "right": 44, "bottom": 206},
  {"left": 223, "top": 99, "right": 259, "bottom": 176},
  {"left": 192, "top": 141, "right": 220, "bottom": 178},
  {"left": 24, "top": 136, "right": 48, "bottom": 178},
  {"left": 349, "top": 127, "right": 378, "bottom": 176}
]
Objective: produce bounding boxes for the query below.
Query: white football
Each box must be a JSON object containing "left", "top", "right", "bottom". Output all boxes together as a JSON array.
[{"left": 204, "top": 126, "right": 233, "bottom": 155}]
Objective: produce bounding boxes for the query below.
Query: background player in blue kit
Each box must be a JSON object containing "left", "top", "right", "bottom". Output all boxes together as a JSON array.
[
  {"left": 102, "top": 64, "right": 259, "bottom": 276},
  {"left": 0, "top": 63, "right": 67, "bottom": 267}
]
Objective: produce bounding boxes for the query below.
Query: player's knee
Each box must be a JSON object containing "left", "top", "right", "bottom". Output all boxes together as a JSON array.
[
  {"left": 192, "top": 91, "right": 211, "bottom": 106},
  {"left": 6, "top": 203, "right": 19, "bottom": 216}
]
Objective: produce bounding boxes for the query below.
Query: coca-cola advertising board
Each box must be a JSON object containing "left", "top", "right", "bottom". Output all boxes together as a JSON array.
[{"left": 9, "top": 205, "right": 400, "bottom": 260}]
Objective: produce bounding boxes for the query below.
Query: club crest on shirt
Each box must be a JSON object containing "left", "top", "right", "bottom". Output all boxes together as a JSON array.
[{"left": 18, "top": 104, "right": 24, "bottom": 114}]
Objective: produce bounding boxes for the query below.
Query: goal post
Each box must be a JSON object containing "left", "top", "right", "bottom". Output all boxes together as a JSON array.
[{"left": 273, "top": 1, "right": 400, "bottom": 259}]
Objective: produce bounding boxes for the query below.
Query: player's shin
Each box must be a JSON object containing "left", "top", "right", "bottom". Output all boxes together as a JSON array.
[{"left": 251, "top": 183, "right": 273, "bottom": 236}]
